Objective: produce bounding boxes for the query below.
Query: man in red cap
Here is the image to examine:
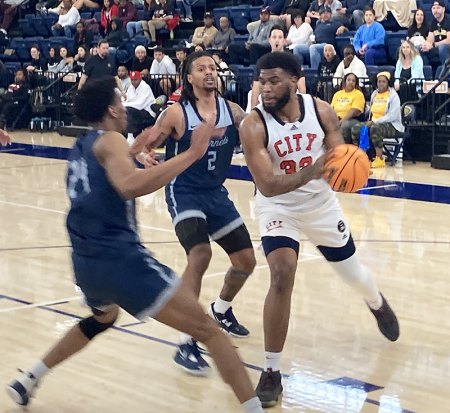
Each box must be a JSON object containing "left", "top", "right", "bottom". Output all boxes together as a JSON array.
[{"left": 124, "top": 71, "right": 156, "bottom": 136}]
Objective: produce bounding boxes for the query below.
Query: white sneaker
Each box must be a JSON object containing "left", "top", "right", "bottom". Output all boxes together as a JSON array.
[
  {"left": 182, "top": 17, "right": 193, "bottom": 22},
  {"left": 6, "top": 370, "right": 39, "bottom": 406}
]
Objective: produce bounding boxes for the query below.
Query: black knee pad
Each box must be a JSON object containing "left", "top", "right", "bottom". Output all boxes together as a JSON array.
[
  {"left": 175, "top": 217, "right": 210, "bottom": 254},
  {"left": 79, "top": 315, "right": 116, "bottom": 340},
  {"left": 216, "top": 224, "right": 253, "bottom": 255}
]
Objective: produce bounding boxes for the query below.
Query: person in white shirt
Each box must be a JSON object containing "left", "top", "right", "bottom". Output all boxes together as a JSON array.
[
  {"left": 117, "top": 65, "right": 131, "bottom": 92},
  {"left": 124, "top": 70, "right": 156, "bottom": 136},
  {"left": 150, "top": 46, "right": 176, "bottom": 96},
  {"left": 285, "top": 10, "right": 313, "bottom": 50},
  {"left": 50, "top": 0, "right": 80, "bottom": 38},
  {"left": 333, "top": 44, "right": 367, "bottom": 87}
]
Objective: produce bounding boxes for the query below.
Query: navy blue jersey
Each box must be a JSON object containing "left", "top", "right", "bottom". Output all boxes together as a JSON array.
[
  {"left": 66, "top": 130, "right": 140, "bottom": 256},
  {"left": 165, "top": 96, "right": 238, "bottom": 190}
]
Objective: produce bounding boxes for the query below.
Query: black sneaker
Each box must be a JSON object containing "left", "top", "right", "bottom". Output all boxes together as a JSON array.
[
  {"left": 368, "top": 293, "right": 400, "bottom": 341},
  {"left": 6, "top": 370, "right": 38, "bottom": 406},
  {"left": 255, "top": 369, "right": 283, "bottom": 408},
  {"left": 208, "top": 303, "right": 250, "bottom": 337}
]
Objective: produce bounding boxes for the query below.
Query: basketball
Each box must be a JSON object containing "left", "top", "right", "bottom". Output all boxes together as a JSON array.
[{"left": 324, "top": 144, "right": 371, "bottom": 193}]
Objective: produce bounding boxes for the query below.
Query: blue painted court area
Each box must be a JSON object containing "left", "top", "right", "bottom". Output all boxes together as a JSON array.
[
  {"left": 0, "top": 293, "right": 416, "bottom": 413},
  {"left": 2, "top": 142, "right": 450, "bottom": 205}
]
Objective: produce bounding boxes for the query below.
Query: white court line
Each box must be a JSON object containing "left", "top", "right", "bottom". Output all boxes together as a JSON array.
[
  {"left": 0, "top": 147, "right": 26, "bottom": 152},
  {"left": 203, "top": 255, "right": 323, "bottom": 279},
  {"left": 0, "top": 199, "right": 174, "bottom": 233},
  {"left": 360, "top": 184, "right": 398, "bottom": 191},
  {"left": 0, "top": 296, "right": 82, "bottom": 314}
]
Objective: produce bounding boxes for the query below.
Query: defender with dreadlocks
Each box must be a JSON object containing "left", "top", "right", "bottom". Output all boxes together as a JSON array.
[{"left": 130, "top": 51, "right": 256, "bottom": 375}]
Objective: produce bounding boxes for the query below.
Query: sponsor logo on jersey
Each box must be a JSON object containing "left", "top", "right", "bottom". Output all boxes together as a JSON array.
[
  {"left": 337, "top": 220, "right": 346, "bottom": 233},
  {"left": 266, "top": 220, "right": 283, "bottom": 232}
]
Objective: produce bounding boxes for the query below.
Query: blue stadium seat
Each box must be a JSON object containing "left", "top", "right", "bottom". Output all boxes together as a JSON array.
[
  {"left": 18, "top": 15, "right": 38, "bottom": 37},
  {"left": 366, "top": 65, "right": 395, "bottom": 81},
  {"left": 5, "top": 61, "right": 22, "bottom": 73},
  {"left": 229, "top": 6, "right": 250, "bottom": 32},
  {"left": 335, "top": 36, "right": 353, "bottom": 57},
  {"left": 249, "top": 6, "right": 261, "bottom": 22},
  {"left": 80, "top": 11, "right": 92, "bottom": 20},
  {"left": 233, "top": 34, "right": 249, "bottom": 44},
  {"left": 31, "top": 15, "right": 51, "bottom": 37},
  {"left": 213, "top": 7, "right": 229, "bottom": 23},
  {"left": 93, "top": 11, "right": 101, "bottom": 22},
  {"left": 423, "top": 65, "right": 433, "bottom": 80}
]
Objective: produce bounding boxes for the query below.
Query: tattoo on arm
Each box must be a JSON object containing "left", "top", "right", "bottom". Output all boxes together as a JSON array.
[{"left": 229, "top": 102, "right": 247, "bottom": 129}]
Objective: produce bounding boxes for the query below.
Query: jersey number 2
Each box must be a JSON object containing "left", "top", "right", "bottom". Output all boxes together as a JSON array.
[
  {"left": 280, "top": 157, "right": 313, "bottom": 174},
  {"left": 207, "top": 151, "right": 216, "bottom": 171}
]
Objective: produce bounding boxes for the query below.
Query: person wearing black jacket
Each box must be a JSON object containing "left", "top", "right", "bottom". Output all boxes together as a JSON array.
[
  {"left": 26, "top": 46, "right": 48, "bottom": 89},
  {"left": 0, "top": 69, "right": 29, "bottom": 128},
  {"left": 73, "top": 21, "right": 94, "bottom": 56}
]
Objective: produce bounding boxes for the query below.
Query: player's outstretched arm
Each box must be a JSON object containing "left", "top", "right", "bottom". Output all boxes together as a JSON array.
[
  {"left": 314, "top": 98, "right": 345, "bottom": 149},
  {"left": 0, "top": 129, "right": 11, "bottom": 146},
  {"left": 94, "top": 122, "right": 216, "bottom": 199},
  {"left": 240, "top": 111, "right": 331, "bottom": 197},
  {"left": 129, "top": 104, "right": 179, "bottom": 157}
]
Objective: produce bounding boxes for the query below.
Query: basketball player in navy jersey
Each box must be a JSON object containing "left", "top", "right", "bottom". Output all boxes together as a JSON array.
[
  {"left": 6, "top": 77, "right": 264, "bottom": 413},
  {"left": 239, "top": 52, "right": 400, "bottom": 408},
  {"left": 130, "top": 51, "right": 256, "bottom": 375}
]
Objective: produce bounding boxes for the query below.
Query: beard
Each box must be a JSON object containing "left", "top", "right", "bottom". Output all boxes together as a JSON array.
[{"left": 262, "top": 91, "right": 290, "bottom": 115}]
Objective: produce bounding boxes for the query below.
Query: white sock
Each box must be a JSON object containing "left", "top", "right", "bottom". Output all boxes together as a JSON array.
[
  {"left": 242, "top": 396, "right": 264, "bottom": 413},
  {"left": 329, "top": 254, "right": 382, "bottom": 310},
  {"left": 264, "top": 351, "right": 281, "bottom": 372},
  {"left": 179, "top": 333, "right": 193, "bottom": 345},
  {"left": 29, "top": 360, "right": 49, "bottom": 381},
  {"left": 213, "top": 297, "right": 232, "bottom": 314}
]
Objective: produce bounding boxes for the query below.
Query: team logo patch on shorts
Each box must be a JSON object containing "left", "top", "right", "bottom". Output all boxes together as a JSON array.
[
  {"left": 337, "top": 220, "right": 346, "bottom": 233},
  {"left": 266, "top": 220, "right": 283, "bottom": 232}
]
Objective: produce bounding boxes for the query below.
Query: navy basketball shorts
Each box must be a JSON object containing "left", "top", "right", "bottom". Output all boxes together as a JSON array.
[
  {"left": 72, "top": 245, "right": 180, "bottom": 320},
  {"left": 165, "top": 185, "right": 244, "bottom": 241}
]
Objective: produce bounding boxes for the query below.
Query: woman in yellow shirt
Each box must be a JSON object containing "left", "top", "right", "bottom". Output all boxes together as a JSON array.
[
  {"left": 351, "top": 71, "right": 404, "bottom": 168},
  {"left": 330, "top": 73, "right": 366, "bottom": 144}
]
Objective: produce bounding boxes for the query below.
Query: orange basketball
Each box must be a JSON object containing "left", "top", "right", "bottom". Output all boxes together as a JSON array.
[{"left": 324, "top": 144, "right": 370, "bottom": 193}]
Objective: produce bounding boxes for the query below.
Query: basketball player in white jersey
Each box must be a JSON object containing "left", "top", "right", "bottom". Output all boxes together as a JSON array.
[{"left": 239, "top": 52, "right": 400, "bottom": 408}]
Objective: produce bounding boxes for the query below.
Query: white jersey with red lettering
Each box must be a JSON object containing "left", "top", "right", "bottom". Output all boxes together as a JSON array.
[{"left": 254, "top": 93, "right": 336, "bottom": 212}]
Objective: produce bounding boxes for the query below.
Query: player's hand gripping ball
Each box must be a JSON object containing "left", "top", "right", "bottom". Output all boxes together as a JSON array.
[{"left": 323, "top": 144, "right": 370, "bottom": 192}]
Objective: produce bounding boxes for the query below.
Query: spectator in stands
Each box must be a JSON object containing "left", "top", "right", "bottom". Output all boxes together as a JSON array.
[
  {"left": 191, "top": 11, "right": 218, "bottom": 49},
  {"left": 279, "top": 0, "right": 311, "bottom": 30},
  {"left": 51, "top": 0, "right": 80, "bottom": 37},
  {"left": 73, "top": 46, "right": 89, "bottom": 72},
  {"left": 317, "top": 43, "right": 341, "bottom": 101},
  {"left": 407, "top": 9, "right": 429, "bottom": 50},
  {"left": 294, "top": 7, "right": 347, "bottom": 69},
  {"left": 0, "top": 0, "right": 17, "bottom": 32},
  {"left": 247, "top": 0, "right": 285, "bottom": 33},
  {"left": 307, "top": 0, "right": 326, "bottom": 28},
  {"left": 353, "top": 6, "right": 386, "bottom": 66},
  {"left": 72, "top": 0, "right": 102, "bottom": 11},
  {"left": 174, "top": 45, "right": 187, "bottom": 87},
  {"left": 47, "top": 47, "right": 61, "bottom": 72},
  {"left": 143, "top": 0, "right": 174, "bottom": 48},
  {"left": 250, "top": 26, "right": 306, "bottom": 109},
  {"left": 78, "top": 40, "right": 125, "bottom": 98},
  {"left": 333, "top": 44, "right": 367, "bottom": 86},
  {"left": 421, "top": 1, "right": 450, "bottom": 66},
  {"left": 26, "top": 46, "right": 48, "bottom": 75},
  {"left": 177, "top": 0, "right": 193, "bottom": 22},
  {"left": 0, "top": 69, "right": 29, "bottom": 129},
  {"left": 228, "top": 6, "right": 274, "bottom": 65},
  {"left": 194, "top": 44, "right": 205, "bottom": 52},
  {"left": 212, "top": 50, "right": 232, "bottom": 93},
  {"left": 331, "top": 72, "right": 365, "bottom": 142},
  {"left": 394, "top": 39, "right": 424, "bottom": 102},
  {"left": 118, "top": 65, "right": 131, "bottom": 92},
  {"left": 100, "top": 0, "right": 119, "bottom": 36},
  {"left": 131, "top": 45, "right": 153, "bottom": 77},
  {"left": 124, "top": 70, "right": 156, "bottom": 135},
  {"left": 285, "top": 10, "right": 313, "bottom": 52},
  {"left": 106, "top": 18, "right": 128, "bottom": 62},
  {"left": 73, "top": 21, "right": 94, "bottom": 55},
  {"left": 342, "top": 0, "right": 369, "bottom": 29},
  {"left": 210, "top": 16, "right": 235, "bottom": 53},
  {"left": 118, "top": 0, "right": 137, "bottom": 34},
  {"left": 351, "top": 71, "right": 404, "bottom": 168},
  {"left": 150, "top": 46, "right": 176, "bottom": 96},
  {"left": 49, "top": 47, "right": 74, "bottom": 73}
]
